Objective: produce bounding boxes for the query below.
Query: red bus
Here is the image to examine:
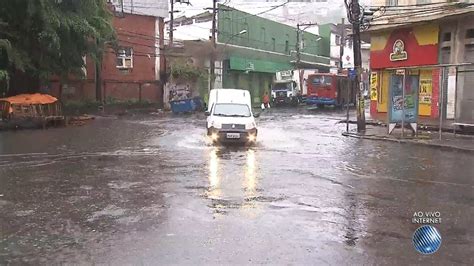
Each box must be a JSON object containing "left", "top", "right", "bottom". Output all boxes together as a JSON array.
[{"left": 306, "top": 73, "right": 355, "bottom": 107}]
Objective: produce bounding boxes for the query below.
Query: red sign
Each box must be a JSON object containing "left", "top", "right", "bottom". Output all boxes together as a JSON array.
[{"left": 370, "top": 28, "right": 438, "bottom": 69}]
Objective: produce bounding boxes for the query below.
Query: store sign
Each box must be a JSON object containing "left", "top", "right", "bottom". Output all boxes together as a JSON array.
[
  {"left": 370, "top": 73, "right": 378, "bottom": 101},
  {"left": 390, "top": 39, "right": 408, "bottom": 62},
  {"left": 280, "top": 70, "right": 293, "bottom": 79},
  {"left": 396, "top": 69, "right": 406, "bottom": 75},
  {"left": 419, "top": 79, "right": 432, "bottom": 104},
  {"left": 342, "top": 54, "right": 354, "bottom": 69}
]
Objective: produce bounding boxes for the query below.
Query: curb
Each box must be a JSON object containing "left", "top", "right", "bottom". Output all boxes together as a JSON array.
[
  {"left": 342, "top": 132, "right": 474, "bottom": 153},
  {"left": 340, "top": 119, "right": 474, "bottom": 135}
]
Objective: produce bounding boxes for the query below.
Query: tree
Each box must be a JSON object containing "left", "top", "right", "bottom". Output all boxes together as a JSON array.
[{"left": 0, "top": 0, "right": 115, "bottom": 95}]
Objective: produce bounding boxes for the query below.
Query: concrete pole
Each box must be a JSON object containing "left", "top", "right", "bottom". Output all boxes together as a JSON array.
[
  {"left": 209, "top": 0, "right": 217, "bottom": 93},
  {"left": 169, "top": 0, "right": 174, "bottom": 48},
  {"left": 351, "top": 0, "right": 366, "bottom": 132}
]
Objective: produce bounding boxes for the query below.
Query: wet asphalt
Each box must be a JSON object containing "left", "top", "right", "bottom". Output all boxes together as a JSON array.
[{"left": 0, "top": 108, "right": 473, "bottom": 265}]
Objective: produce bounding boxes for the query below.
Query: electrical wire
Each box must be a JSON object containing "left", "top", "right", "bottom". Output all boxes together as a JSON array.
[{"left": 222, "top": 1, "right": 290, "bottom": 20}]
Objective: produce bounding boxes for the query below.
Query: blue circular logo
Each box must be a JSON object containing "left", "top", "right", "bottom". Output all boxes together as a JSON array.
[{"left": 412, "top": 225, "right": 442, "bottom": 254}]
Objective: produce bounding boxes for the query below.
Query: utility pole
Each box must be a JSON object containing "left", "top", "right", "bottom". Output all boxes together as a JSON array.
[
  {"left": 209, "top": 0, "right": 217, "bottom": 92},
  {"left": 347, "top": 0, "right": 366, "bottom": 132},
  {"left": 339, "top": 18, "right": 351, "bottom": 133},
  {"left": 295, "top": 22, "right": 317, "bottom": 96},
  {"left": 339, "top": 18, "right": 345, "bottom": 73},
  {"left": 169, "top": 0, "right": 174, "bottom": 47},
  {"left": 159, "top": 17, "right": 166, "bottom": 107},
  {"left": 95, "top": 38, "right": 102, "bottom": 103},
  {"left": 296, "top": 23, "right": 301, "bottom": 69}
]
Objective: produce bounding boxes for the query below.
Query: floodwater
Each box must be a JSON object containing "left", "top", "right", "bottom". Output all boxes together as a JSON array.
[{"left": 0, "top": 108, "right": 473, "bottom": 265}]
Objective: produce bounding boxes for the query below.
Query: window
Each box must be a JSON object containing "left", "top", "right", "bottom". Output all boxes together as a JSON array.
[
  {"left": 300, "top": 39, "right": 305, "bottom": 50},
  {"left": 416, "top": 0, "right": 431, "bottom": 4},
  {"left": 443, "top": 32, "right": 452, "bottom": 42},
  {"left": 116, "top": 47, "right": 133, "bottom": 69},
  {"left": 466, "top": 29, "right": 474, "bottom": 39},
  {"left": 261, "top": 27, "right": 266, "bottom": 44},
  {"left": 386, "top": 0, "right": 398, "bottom": 6},
  {"left": 243, "top": 22, "right": 250, "bottom": 44},
  {"left": 311, "top": 75, "right": 333, "bottom": 86},
  {"left": 271, "top": 38, "right": 276, "bottom": 51},
  {"left": 213, "top": 103, "right": 251, "bottom": 117},
  {"left": 335, "top": 35, "right": 341, "bottom": 46},
  {"left": 285, "top": 40, "right": 289, "bottom": 54},
  {"left": 347, "top": 38, "right": 353, "bottom": 49}
]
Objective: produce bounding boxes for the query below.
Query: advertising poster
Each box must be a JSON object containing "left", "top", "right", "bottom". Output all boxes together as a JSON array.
[
  {"left": 389, "top": 74, "right": 419, "bottom": 123},
  {"left": 370, "top": 72, "right": 378, "bottom": 101},
  {"left": 419, "top": 79, "right": 432, "bottom": 104}
]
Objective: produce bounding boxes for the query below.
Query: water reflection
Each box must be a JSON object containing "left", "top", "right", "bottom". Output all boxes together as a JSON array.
[
  {"left": 206, "top": 147, "right": 260, "bottom": 213},
  {"left": 244, "top": 149, "right": 257, "bottom": 197},
  {"left": 207, "top": 147, "right": 221, "bottom": 199}
]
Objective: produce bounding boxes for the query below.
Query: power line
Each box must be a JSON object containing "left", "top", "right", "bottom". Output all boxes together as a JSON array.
[
  {"left": 367, "top": 2, "right": 461, "bottom": 8},
  {"left": 219, "top": 1, "right": 290, "bottom": 20}
]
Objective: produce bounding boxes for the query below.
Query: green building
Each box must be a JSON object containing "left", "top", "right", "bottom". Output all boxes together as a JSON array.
[{"left": 216, "top": 5, "right": 331, "bottom": 104}]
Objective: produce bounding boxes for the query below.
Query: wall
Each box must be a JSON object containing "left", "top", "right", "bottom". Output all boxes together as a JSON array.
[
  {"left": 50, "top": 12, "right": 162, "bottom": 103},
  {"left": 439, "top": 14, "right": 474, "bottom": 123},
  {"left": 217, "top": 5, "right": 329, "bottom": 64}
]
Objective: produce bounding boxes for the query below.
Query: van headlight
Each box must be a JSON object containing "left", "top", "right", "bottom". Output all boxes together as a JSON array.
[
  {"left": 211, "top": 121, "right": 222, "bottom": 129},
  {"left": 246, "top": 122, "right": 256, "bottom": 130}
]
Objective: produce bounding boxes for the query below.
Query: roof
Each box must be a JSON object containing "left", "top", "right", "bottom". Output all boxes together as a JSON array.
[
  {"left": 173, "top": 21, "right": 212, "bottom": 41},
  {"left": 364, "top": 3, "right": 474, "bottom": 33},
  {"left": 0, "top": 94, "right": 58, "bottom": 105},
  {"left": 111, "top": 0, "right": 168, "bottom": 18}
]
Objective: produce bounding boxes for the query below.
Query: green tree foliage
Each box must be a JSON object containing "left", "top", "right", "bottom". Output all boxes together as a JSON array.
[{"left": 0, "top": 0, "right": 115, "bottom": 85}]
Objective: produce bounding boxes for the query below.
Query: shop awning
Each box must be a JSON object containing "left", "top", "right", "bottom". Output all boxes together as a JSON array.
[
  {"left": 0, "top": 93, "right": 58, "bottom": 105},
  {"left": 229, "top": 57, "right": 292, "bottom": 73}
]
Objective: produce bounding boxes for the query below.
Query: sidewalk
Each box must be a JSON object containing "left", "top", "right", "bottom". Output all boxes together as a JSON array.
[
  {"left": 342, "top": 124, "right": 474, "bottom": 153},
  {"left": 364, "top": 112, "right": 457, "bottom": 132}
]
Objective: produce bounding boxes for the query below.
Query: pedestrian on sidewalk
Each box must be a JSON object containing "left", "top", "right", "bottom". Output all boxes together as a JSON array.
[{"left": 262, "top": 91, "right": 270, "bottom": 109}]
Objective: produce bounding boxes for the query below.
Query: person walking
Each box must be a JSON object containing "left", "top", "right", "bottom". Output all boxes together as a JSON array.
[{"left": 262, "top": 91, "right": 270, "bottom": 109}]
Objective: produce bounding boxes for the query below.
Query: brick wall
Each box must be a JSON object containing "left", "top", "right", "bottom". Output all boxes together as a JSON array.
[{"left": 51, "top": 12, "right": 163, "bottom": 103}]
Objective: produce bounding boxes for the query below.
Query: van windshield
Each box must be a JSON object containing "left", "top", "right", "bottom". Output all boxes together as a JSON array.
[
  {"left": 272, "top": 82, "right": 292, "bottom": 91},
  {"left": 213, "top": 103, "right": 251, "bottom": 117}
]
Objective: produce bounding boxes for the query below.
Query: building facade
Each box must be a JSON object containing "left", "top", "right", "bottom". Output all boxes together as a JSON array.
[
  {"left": 369, "top": 24, "right": 440, "bottom": 119},
  {"left": 216, "top": 5, "right": 330, "bottom": 104},
  {"left": 49, "top": 6, "right": 166, "bottom": 103},
  {"left": 438, "top": 12, "right": 474, "bottom": 123},
  {"left": 366, "top": 8, "right": 474, "bottom": 124}
]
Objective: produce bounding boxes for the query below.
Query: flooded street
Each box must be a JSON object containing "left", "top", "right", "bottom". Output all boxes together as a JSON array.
[{"left": 1, "top": 108, "right": 473, "bottom": 265}]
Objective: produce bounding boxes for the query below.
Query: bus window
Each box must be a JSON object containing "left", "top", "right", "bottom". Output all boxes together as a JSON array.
[{"left": 311, "top": 76, "right": 333, "bottom": 86}]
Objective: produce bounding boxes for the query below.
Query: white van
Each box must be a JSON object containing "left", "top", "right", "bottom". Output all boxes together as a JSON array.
[{"left": 205, "top": 89, "right": 259, "bottom": 144}]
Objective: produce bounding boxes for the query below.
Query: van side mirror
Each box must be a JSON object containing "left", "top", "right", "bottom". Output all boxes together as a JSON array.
[
  {"left": 253, "top": 112, "right": 260, "bottom": 118},
  {"left": 204, "top": 111, "right": 210, "bottom": 116}
]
